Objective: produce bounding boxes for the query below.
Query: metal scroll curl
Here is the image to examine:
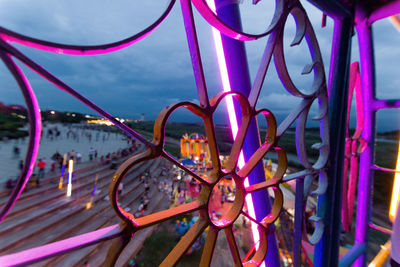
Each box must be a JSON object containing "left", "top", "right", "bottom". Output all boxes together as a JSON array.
[
  {"left": 0, "top": 51, "right": 41, "bottom": 221},
  {"left": 273, "top": 5, "right": 326, "bottom": 98}
]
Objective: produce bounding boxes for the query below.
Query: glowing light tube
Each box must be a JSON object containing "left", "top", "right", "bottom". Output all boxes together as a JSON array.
[
  {"left": 206, "top": 0, "right": 262, "bottom": 261},
  {"left": 86, "top": 174, "right": 99, "bottom": 209},
  {"left": 92, "top": 174, "right": 99, "bottom": 197},
  {"left": 390, "top": 139, "right": 400, "bottom": 221},
  {"left": 58, "top": 153, "right": 67, "bottom": 189},
  {"left": 66, "top": 159, "right": 73, "bottom": 197}
]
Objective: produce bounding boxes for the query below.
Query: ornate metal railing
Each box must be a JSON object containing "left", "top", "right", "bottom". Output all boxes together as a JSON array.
[
  {"left": 0, "top": 0, "right": 351, "bottom": 266},
  {"left": 339, "top": 7, "right": 400, "bottom": 267}
]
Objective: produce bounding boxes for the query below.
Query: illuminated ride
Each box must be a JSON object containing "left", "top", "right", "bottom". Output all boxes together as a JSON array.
[
  {"left": 0, "top": 0, "right": 399, "bottom": 266},
  {"left": 180, "top": 133, "right": 211, "bottom": 162}
]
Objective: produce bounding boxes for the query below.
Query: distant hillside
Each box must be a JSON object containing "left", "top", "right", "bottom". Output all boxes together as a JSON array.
[
  {"left": 0, "top": 106, "right": 28, "bottom": 139},
  {"left": 128, "top": 121, "right": 234, "bottom": 144},
  {"left": 378, "top": 130, "right": 400, "bottom": 140}
]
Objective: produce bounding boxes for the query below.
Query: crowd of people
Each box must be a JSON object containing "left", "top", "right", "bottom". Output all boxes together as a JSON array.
[
  {"left": 135, "top": 167, "right": 170, "bottom": 217},
  {"left": 4, "top": 124, "right": 140, "bottom": 191}
]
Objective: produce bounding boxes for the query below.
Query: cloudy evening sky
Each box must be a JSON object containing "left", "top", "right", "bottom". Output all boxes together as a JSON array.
[{"left": 0, "top": 0, "right": 399, "bottom": 131}]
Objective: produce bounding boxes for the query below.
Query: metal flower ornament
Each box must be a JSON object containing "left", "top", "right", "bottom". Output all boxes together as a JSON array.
[
  {"left": 107, "top": 0, "right": 330, "bottom": 264},
  {"left": 108, "top": 91, "right": 287, "bottom": 266}
]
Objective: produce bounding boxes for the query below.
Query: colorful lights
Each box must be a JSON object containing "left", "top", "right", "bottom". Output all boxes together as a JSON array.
[
  {"left": 206, "top": 0, "right": 262, "bottom": 259},
  {"left": 180, "top": 133, "right": 210, "bottom": 161},
  {"left": 58, "top": 154, "right": 67, "bottom": 190},
  {"left": 87, "top": 118, "right": 125, "bottom": 126},
  {"left": 66, "top": 159, "right": 73, "bottom": 197},
  {"left": 389, "top": 139, "right": 400, "bottom": 221},
  {"left": 86, "top": 174, "right": 99, "bottom": 209},
  {"left": 86, "top": 202, "right": 92, "bottom": 210},
  {"left": 86, "top": 119, "right": 114, "bottom": 126}
]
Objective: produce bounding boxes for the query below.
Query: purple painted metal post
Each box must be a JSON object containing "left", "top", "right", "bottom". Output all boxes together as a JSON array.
[
  {"left": 314, "top": 16, "right": 353, "bottom": 267},
  {"left": 354, "top": 9, "right": 376, "bottom": 267},
  {"left": 214, "top": 1, "right": 280, "bottom": 266},
  {"left": 293, "top": 178, "right": 304, "bottom": 266}
]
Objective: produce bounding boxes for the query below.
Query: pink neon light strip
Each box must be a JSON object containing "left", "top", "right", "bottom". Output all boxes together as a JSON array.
[{"left": 206, "top": 0, "right": 263, "bottom": 262}]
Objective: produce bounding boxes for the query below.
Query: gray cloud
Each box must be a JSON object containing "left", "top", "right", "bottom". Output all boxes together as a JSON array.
[{"left": 0, "top": 1, "right": 398, "bottom": 130}]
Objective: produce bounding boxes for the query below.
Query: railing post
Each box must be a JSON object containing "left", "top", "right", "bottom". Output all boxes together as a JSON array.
[
  {"left": 354, "top": 10, "right": 376, "bottom": 267},
  {"left": 314, "top": 16, "right": 353, "bottom": 267}
]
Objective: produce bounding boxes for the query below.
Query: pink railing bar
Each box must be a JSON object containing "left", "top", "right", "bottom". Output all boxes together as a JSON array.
[
  {"left": 0, "top": 224, "right": 122, "bottom": 266},
  {"left": 372, "top": 165, "right": 400, "bottom": 173},
  {"left": 0, "top": 51, "right": 41, "bottom": 222},
  {"left": 368, "top": 223, "right": 392, "bottom": 235}
]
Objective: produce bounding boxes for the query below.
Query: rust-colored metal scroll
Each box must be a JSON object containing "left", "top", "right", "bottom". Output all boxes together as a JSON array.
[{"left": 108, "top": 91, "right": 288, "bottom": 266}]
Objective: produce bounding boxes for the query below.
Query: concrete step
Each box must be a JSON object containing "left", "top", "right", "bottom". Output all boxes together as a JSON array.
[
  {"left": 0, "top": 158, "right": 150, "bottom": 238},
  {"left": 0, "top": 153, "right": 129, "bottom": 201},
  {"left": 58, "top": 185, "right": 168, "bottom": 267},
  {"left": 0, "top": 153, "right": 137, "bottom": 220},
  {"left": 0, "top": 159, "right": 157, "bottom": 254}
]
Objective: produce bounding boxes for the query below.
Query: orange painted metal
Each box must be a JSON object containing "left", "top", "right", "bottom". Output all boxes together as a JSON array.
[{"left": 108, "top": 91, "right": 287, "bottom": 266}]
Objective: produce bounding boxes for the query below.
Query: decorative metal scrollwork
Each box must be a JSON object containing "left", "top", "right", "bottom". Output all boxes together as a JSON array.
[
  {"left": 0, "top": 0, "right": 329, "bottom": 265},
  {"left": 109, "top": 91, "right": 287, "bottom": 266}
]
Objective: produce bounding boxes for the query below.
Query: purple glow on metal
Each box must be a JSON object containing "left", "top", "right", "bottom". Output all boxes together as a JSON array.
[
  {"left": 367, "top": 0, "right": 400, "bottom": 24},
  {"left": 0, "top": 51, "right": 41, "bottom": 221},
  {"left": 315, "top": 16, "right": 352, "bottom": 266},
  {"left": 0, "top": 0, "right": 176, "bottom": 55},
  {"left": 354, "top": 17, "right": 375, "bottom": 267},
  {"left": 0, "top": 224, "right": 122, "bottom": 266},
  {"left": 206, "top": 0, "right": 262, "bottom": 259},
  {"left": 372, "top": 99, "right": 400, "bottom": 110},
  {"left": 0, "top": 1, "right": 330, "bottom": 265}
]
